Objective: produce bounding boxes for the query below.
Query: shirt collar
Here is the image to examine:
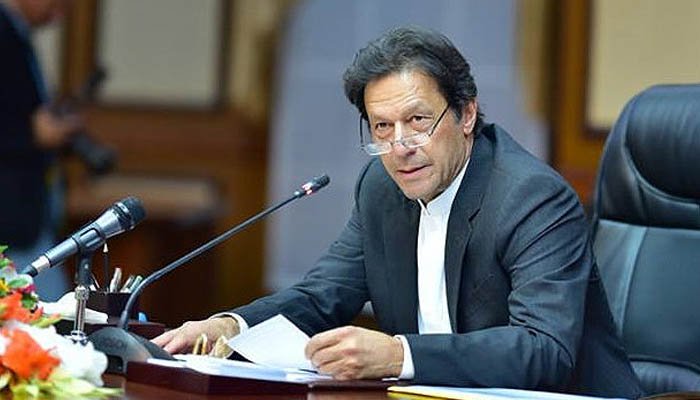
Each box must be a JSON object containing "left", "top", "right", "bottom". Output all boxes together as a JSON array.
[{"left": 417, "top": 157, "right": 470, "bottom": 217}]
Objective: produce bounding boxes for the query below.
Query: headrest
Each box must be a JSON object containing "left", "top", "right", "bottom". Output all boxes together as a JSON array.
[{"left": 594, "top": 84, "right": 700, "bottom": 228}]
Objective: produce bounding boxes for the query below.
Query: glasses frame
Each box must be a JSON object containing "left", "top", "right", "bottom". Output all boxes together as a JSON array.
[{"left": 359, "top": 104, "right": 450, "bottom": 156}]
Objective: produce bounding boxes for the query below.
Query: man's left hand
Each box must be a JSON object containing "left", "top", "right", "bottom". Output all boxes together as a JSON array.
[{"left": 305, "top": 326, "right": 403, "bottom": 380}]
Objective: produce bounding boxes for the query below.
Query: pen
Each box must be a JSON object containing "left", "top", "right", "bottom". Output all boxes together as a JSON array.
[
  {"left": 119, "top": 275, "right": 135, "bottom": 293},
  {"left": 108, "top": 267, "right": 122, "bottom": 293},
  {"left": 90, "top": 272, "right": 101, "bottom": 290},
  {"left": 126, "top": 275, "right": 143, "bottom": 293},
  {"left": 102, "top": 243, "right": 109, "bottom": 293}
]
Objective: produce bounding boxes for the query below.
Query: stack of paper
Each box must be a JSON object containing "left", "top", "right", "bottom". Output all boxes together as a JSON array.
[
  {"left": 148, "top": 314, "right": 328, "bottom": 384},
  {"left": 172, "top": 355, "right": 329, "bottom": 383},
  {"left": 388, "top": 386, "right": 626, "bottom": 400}
]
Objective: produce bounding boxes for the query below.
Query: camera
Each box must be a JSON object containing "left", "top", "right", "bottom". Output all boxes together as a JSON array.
[
  {"left": 67, "top": 131, "right": 116, "bottom": 175},
  {"left": 58, "top": 67, "right": 116, "bottom": 175}
]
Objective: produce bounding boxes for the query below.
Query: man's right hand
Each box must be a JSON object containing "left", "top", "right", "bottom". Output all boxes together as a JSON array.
[
  {"left": 151, "top": 317, "right": 240, "bottom": 354},
  {"left": 32, "top": 106, "right": 82, "bottom": 149}
]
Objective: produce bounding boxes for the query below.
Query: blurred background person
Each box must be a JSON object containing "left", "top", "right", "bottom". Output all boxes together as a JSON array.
[{"left": 0, "top": 0, "right": 81, "bottom": 300}]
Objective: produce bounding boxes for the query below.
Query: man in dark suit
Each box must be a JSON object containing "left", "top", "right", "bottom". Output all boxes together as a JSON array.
[
  {"left": 0, "top": 0, "right": 80, "bottom": 300},
  {"left": 154, "top": 26, "right": 643, "bottom": 398}
]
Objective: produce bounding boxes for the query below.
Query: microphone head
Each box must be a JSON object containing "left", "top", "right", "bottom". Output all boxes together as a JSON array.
[
  {"left": 313, "top": 174, "right": 330, "bottom": 189},
  {"left": 297, "top": 174, "right": 330, "bottom": 197},
  {"left": 113, "top": 196, "right": 146, "bottom": 230}
]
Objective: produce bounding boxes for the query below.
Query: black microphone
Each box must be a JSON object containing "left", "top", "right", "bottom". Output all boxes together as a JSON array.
[
  {"left": 88, "top": 174, "right": 330, "bottom": 374},
  {"left": 293, "top": 174, "right": 330, "bottom": 198},
  {"left": 21, "top": 197, "right": 145, "bottom": 277}
]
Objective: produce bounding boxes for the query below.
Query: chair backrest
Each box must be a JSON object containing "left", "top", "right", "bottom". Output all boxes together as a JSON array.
[{"left": 592, "top": 84, "right": 700, "bottom": 395}]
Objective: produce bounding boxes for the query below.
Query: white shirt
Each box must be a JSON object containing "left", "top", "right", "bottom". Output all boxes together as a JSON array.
[
  {"left": 396, "top": 157, "right": 469, "bottom": 379},
  {"left": 221, "top": 158, "right": 470, "bottom": 379}
]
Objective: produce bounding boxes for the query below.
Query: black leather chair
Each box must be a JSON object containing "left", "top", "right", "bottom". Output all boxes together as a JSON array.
[{"left": 592, "top": 84, "right": 700, "bottom": 395}]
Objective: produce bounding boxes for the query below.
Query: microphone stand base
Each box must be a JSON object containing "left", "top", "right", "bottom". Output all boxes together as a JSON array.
[
  {"left": 67, "top": 330, "right": 88, "bottom": 345},
  {"left": 89, "top": 326, "right": 175, "bottom": 374}
]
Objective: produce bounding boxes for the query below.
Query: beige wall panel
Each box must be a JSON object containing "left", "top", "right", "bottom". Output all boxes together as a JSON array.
[
  {"left": 98, "top": 0, "right": 221, "bottom": 106},
  {"left": 588, "top": 0, "right": 700, "bottom": 128}
]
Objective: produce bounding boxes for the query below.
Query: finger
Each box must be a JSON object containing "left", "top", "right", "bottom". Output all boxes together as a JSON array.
[
  {"left": 151, "top": 329, "right": 176, "bottom": 347},
  {"left": 162, "top": 334, "right": 194, "bottom": 354},
  {"left": 305, "top": 327, "right": 349, "bottom": 359},
  {"left": 154, "top": 324, "right": 195, "bottom": 354},
  {"left": 316, "top": 357, "right": 361, "bottom": 380},
  {"left": 310, "top": 345, "right": 344, "bottom": 370}
]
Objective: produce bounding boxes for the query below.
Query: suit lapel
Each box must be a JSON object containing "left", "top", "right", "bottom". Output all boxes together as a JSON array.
[
  {"left": 383, "top": 198, "right": 420, "bottom": 334},
  {"left": 445, "top": 132, "right": 494, "bottom": 330}
]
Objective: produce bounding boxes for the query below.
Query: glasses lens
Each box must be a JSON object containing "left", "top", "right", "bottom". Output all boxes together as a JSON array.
[
  {"left": 363, "top": 142, "right": 390, "bottom": 155},
  {"left": 401, "top": 133, "right": 430, "bottom": 148},
  {"left": 359, "top": 105, "right": 447, "bottom": 155}
]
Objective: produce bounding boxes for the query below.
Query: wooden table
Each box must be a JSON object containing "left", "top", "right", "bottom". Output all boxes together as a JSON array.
[
  {"left": 104, "top": 374, "right": 392, "bottom": 400},
  {"left": 104, "top": 374, "right": 700, "bottom": 400}
]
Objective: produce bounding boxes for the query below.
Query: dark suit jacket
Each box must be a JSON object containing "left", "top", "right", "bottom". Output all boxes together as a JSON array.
[
  {"left": 234, "top": 124, "right": 643, "bottom": 398},
  {"left": 0, "top": 5, "right": 50, "bottom": 248}
]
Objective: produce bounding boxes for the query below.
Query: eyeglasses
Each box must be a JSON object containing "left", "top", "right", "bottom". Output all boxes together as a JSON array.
[{"left": 359, "top": 105, "right": 450, "bottom": 156}]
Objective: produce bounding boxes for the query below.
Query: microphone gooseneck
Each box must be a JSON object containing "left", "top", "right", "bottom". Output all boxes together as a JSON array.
[{"left": 117, "top": 174, "right": 330, "bottom": 330}]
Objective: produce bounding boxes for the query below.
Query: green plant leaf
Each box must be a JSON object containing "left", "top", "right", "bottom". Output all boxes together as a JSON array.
[{"left": 8, "top": 276, "right": 32, "bottom": 289}]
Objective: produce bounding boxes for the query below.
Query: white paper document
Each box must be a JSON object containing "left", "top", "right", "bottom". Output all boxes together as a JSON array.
[
  {"left": 388, "top": 385, "right": 626, "bottom": 400},
  {"left": 147, "top": 314, "right": 329, "bottom": 384},
  {"left": 226, "top": 314, "right": 315, "bottom": 371},
  {"left": 173, "top": 354, "right": 329, "bottom": 384}
]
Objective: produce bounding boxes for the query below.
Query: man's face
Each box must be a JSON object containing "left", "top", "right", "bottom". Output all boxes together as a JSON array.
[
  {"left": 364, "top": 70, "right": 476, "bottom": 203},
  {"left": 15, "top": 0, "right": 70, "bottom": 27}
]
